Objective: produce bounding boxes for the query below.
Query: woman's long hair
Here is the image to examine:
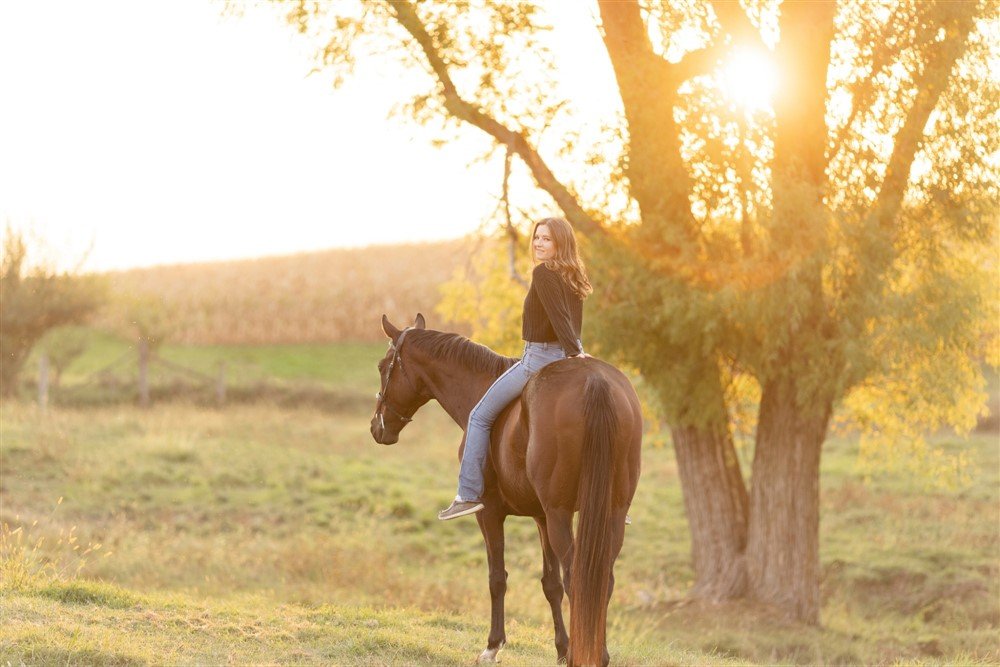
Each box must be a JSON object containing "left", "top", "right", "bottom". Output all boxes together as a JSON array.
[{"left": 531, "top": 217, "right": 592, "bottom": 299}]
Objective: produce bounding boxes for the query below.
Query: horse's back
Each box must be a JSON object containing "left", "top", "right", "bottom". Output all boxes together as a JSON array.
[{"left": 522, "top": 358, "right": 642, "bottom": 511}]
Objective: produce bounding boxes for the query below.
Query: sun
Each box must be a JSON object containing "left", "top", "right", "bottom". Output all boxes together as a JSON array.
[{"left": 719, "top": 48, "right": 778, "bottom": 112}]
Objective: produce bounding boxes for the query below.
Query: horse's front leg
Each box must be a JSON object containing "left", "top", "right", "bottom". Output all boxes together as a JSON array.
[
  {"left": 476, "top": 507, "right": 507, "bottom": 663},
  {"left": 535, "top": 516, "right": 569, "bottom": 662}
]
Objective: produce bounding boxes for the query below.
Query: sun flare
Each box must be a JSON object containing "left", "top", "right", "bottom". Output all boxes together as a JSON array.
[{"left": 720, "top": 48, "right": 778, "bottom": 112}]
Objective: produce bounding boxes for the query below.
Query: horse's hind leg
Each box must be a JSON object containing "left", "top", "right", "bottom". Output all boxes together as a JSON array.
[
  {"left": 542, "top": 508, "right": 576, "bottom": 663},
  {"left": 543, "top": 508, "right": 575, "bottom": 593},
  {"left": 476, "top": 508, "right": 507, "bottom": 663},
  {"left": 535, "top": 516, "right": 569, "bottom": 662}
]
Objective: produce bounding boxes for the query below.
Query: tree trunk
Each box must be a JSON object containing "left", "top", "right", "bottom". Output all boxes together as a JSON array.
[
  {"left": 216, "top": 362, "right": 226, "bottom": 406},
  {"left": 138, "top": 338, "right": 150, "bottom": 408},
  {"left": 672, "top": 421, "right": 749, "bottom": 600},
  {"left": 38, "top": 353, "right": 49, "bottom": 412},
  {"left": 751, "top": 0, "right": 837, "bottom": 626},
  {"left": 0, "top": 339, "right": 27, "bottom": 398},
  {"left": 745, "top": 376, "right": 832, "bottom": 624}
]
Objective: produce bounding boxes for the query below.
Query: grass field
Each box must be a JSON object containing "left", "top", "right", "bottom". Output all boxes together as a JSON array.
[
  {"left": 38, "top": 328, "right": 382, "bottom": 388},
  {"left": 2, "top": 343, "right": 998, "bottom": 665},
  {"left": 27, "top": 328, "right": 387, "bottom": 410}
]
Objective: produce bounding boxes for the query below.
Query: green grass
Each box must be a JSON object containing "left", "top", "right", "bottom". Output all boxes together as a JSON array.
[
  {"left": 36, "top": 327, "right": 386, "bottom": 389},
  {"left": 2, "top": 580, "right": 559, "bottom": 665},
  {"left": 2, "top": 367, "right": 998, "bottom": 664},
  {"left": 24, "top": 328, "right": 388, "bottom": 409}
]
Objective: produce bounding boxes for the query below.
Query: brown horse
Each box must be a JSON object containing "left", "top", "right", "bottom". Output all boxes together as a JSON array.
[{"left": 370, "top": 314, "right": 642, "bottom": 666}]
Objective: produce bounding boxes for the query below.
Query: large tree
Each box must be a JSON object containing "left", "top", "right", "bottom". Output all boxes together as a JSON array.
[{"left": 268, "top": 0, "right": 997, "bottom": 622}]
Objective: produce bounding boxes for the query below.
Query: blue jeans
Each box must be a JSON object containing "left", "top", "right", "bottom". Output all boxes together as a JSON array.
[{"left": 457, "top": 340, "right": 577, "bottom": 501}]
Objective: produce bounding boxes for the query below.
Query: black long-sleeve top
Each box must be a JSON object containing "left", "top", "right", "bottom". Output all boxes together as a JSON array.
[{"left": 521, "top": 264, "right": 584, "bottom": 356}]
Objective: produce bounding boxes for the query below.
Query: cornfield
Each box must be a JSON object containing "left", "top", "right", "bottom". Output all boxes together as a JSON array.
[{"left": 93, "top": 240, "right": 473, "bottom": 344}]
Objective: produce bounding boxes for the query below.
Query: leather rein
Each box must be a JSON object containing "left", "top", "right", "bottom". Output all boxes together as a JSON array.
[{"left": 373, "top": 327, "right": 420, "bottom": 430}]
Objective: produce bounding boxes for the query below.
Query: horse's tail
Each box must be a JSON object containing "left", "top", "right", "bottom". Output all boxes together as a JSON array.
[{"left": 569, "top": 372, "right": 617, "bottom": 667}]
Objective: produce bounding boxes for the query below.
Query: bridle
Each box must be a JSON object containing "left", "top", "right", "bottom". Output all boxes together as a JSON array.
[{"left": 373, "top": 327, "right": 420, "bottom": 432}]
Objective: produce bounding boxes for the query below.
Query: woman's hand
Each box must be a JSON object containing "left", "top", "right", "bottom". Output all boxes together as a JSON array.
[{"left": 570, "top": 352, "right": 591, "bottom": 359}]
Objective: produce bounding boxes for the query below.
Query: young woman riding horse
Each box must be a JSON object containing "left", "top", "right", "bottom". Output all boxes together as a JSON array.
[
  {"left": 438, "top": 217, "right": 591, "bottom": 520},
  {"left": 370, "top": 217, "right": 642, "bottom": 666}
]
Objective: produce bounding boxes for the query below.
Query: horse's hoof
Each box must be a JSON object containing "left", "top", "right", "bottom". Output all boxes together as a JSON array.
[{"left": 477, "top": 642, "right": 505, "bottom": 663}]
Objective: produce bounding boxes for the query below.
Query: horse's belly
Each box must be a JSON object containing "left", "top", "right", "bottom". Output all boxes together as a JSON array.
[
  {"left": 492, "top": 405, "right": 542, "bottom": 516},
  {"left": 497, "top": 474, "right": 541, "bottom": 516}
]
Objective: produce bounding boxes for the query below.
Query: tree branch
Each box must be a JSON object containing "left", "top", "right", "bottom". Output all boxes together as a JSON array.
[
  {"left": 502, "top": 147, "right": 528, "bottom": 288},
  {"left": 598, "top": 0, "right": 695, "bottom": 245},
  {"left": 874, "top": 2, "right": 978, "bottom": 227},
  {"left": 673, "top": 0, "right": 768, "bottom": 82},
  {"left": 710, "top": 0, "right": 768, "bottom": 52},
  {"left": 674, "top": 41, "right": 724, "bottom": 82},
  {"left": 771, "top": 0, "right": 838, "bottom": 188},
  {"left": 598, "top": 0, "right": 675, "bottom": 100},
  {"left": 829, "top": 3, "right": 912, "bottom": 160},
  {"left": 387, "top": 0, "right": 603, "bottom": 239}
]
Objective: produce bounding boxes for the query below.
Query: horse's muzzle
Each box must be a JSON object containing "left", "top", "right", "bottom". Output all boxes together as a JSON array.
[{"left": 370, "top": 416, "right": 399, "bottom": 445}]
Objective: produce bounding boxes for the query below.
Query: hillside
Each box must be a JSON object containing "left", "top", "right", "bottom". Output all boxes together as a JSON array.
[{"left": 92, "top": 239, "right": 474, "bottom": 344}]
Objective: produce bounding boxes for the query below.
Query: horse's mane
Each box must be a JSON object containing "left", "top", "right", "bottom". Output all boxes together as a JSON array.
[{"left": 408, "top": 330, "right": 517, "bottom": 378}]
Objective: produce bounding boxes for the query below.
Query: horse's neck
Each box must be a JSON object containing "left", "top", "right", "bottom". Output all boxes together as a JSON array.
[{"left": 417, "top": 353, "right": 498, "bottom": 429}]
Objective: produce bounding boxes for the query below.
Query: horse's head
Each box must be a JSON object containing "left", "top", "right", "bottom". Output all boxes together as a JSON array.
[{"left": 370, "top": 313, "right": 431, "bottom": 445}]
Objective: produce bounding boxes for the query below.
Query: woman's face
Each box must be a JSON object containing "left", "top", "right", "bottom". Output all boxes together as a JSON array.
[{"left": 533, "top": 224, "right": 557, "bottom": 262}]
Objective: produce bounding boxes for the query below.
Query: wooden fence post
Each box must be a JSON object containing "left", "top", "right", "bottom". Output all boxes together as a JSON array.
[
  {"left": 38, "top": 353, "right": 49, "bottom": 412},
  {"left": 138, "top": 338, "right": 150, "bottom": 408},
  {"left": 216, "top": 362, "right": 226, "bottom": 406}
]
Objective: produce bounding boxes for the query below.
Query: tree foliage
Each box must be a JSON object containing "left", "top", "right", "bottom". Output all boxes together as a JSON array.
[
  {"left": 265, "top": 0, "right": 999, "bottom": 622},
  {"left": 0, "top": 229, "right": 104, "bottom": 397},
  {"left": 38, "top": 326, "right": 92, "bottom": 389},
  {"left": 435, "top": 234, "right": 532, "bottom": 357}
]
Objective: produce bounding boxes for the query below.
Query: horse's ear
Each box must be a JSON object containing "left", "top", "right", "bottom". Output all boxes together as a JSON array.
[
  {"left": 414, "top": 313, "right": 426, "bottom": 329},
  {"left": 381, "top": 314, "right": 401, "bottom": 341}
]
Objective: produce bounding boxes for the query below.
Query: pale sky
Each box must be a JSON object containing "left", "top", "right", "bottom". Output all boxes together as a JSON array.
[
  {"left": 0, "top": 0, "right": 521, "bottom": 271},
  {"left": 0, "top": 1, "right": 786, "bottom": 273}
]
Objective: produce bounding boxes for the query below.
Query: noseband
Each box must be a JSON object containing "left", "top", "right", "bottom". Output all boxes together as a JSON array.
[{"left": 373, "top": 327, "right": 420, "bottom": 431}]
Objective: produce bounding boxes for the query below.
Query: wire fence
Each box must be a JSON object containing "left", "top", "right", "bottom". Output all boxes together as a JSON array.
[{"left": 32, "top": 340, "right": 369, "bottom": 413}]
